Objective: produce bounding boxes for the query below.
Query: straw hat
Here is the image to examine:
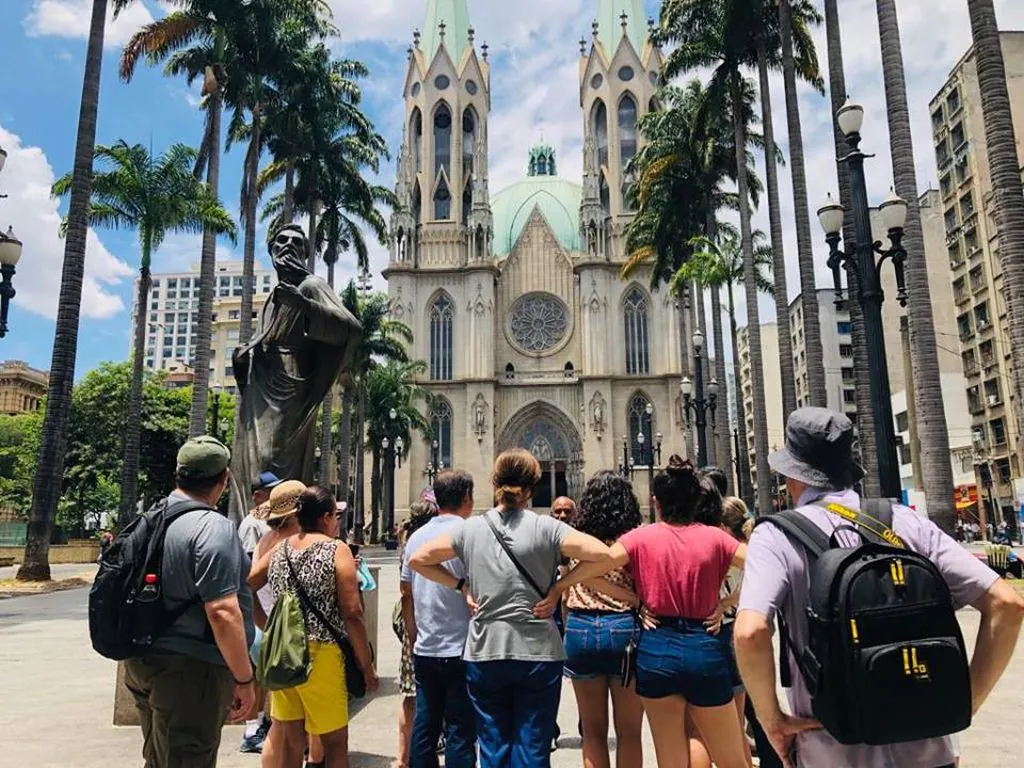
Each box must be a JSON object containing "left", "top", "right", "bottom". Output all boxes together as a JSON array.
[{"left": 262, "top": 480, "right": 307, "bottom": 522}]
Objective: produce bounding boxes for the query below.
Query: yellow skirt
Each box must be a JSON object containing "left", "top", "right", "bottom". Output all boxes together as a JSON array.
[{"left": 269, "top": 641, "right": 349, "bottom": 735}]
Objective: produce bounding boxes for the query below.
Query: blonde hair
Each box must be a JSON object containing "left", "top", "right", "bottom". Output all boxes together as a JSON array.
[
  {"left": 492, "top": 449, "right": 542, "bottom": 509},
  {"left": 721, "top": 496, "right": 751, "bottom": 542}
]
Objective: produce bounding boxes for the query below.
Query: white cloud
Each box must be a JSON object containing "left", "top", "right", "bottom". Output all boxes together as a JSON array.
[
  {"left": 0, "top": 126, "right": 133, "bottom": 320},
  {"left": 23, "top": 0, "right": 158, "bottom": 48}
]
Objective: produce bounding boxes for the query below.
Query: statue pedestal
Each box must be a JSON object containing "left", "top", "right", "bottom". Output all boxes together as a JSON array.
[{"left": 112, "top": 565, "right": 382, "bottom": 726}]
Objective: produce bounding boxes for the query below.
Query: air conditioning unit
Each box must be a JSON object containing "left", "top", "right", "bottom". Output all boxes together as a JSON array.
[{"left": 988, "top": 394, "right": 999, "bottom": 406}]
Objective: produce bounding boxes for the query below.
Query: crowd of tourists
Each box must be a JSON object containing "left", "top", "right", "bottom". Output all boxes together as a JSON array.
[{"left": 100, "top": 406, "right": 1024, "bottom": 768}]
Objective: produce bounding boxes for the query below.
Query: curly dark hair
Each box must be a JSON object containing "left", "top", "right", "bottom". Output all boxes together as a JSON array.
[
  {"left": 653, "top": 456, "right": 722, "bottom": 526},
  {"left": 575, "top": 471, "right": 642, "bottom": 542}
]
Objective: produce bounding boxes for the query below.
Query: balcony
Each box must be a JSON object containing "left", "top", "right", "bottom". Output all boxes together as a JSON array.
[
  {"left": 954, "top": 287, "right": 970, "bottom": 305},
  {"left": 982, "top": 354, "right": 997, "bottom": 369},
  {"left": 963, "top": 360, "right": 980, "bottom": 377}
]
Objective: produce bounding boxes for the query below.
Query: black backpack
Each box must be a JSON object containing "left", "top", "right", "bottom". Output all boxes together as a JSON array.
[
  {"left": 89, "top": 497, "right": 214, "bottom": 660},
  {"left": 758, "top": 499, "right": 972, "bottom": 746}
]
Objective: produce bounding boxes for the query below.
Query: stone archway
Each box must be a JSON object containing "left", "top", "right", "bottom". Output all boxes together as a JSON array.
[{"left": 497, "top": 401, "right": 584, "bottom": 504}]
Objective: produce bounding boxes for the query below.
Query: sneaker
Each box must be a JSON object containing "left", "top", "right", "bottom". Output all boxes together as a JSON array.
[{"left": 239, "top": 718, "right": 270, "bottom": 754}]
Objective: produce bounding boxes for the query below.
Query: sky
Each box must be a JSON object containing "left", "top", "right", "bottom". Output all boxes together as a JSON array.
[{"left": 2, "top": 0, "right": 1024, "bottom": 378}]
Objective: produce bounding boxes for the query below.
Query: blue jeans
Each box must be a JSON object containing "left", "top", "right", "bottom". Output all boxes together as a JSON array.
[
  {"left": 636, "top": 619, "right": 734, "bottom": 706},
  {"left": 411, "top": 656, "right": 476, "bottom": 768},
  {"left": 465, "top": 660, "right": 563, "bottom": 768},
  {"left": 563, "top": 611, "right": 635, "bottom": 680}
]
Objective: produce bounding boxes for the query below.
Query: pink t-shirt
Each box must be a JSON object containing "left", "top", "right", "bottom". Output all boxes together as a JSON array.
[{"left": 619, "top": 522, "right": 738, "bottom": 619}]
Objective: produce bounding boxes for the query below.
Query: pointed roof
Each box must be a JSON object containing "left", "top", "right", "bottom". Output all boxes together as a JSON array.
[
  {"left": 422, "top": 0, "right": 472, "bottom": 66},
  {"left": 596, "top": 0, "right": 647, "bottom": 57}
]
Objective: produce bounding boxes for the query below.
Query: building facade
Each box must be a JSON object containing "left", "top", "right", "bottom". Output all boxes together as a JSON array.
[
  {"left": 0, "top": 360, "right": 48, "bottom": 415},
  {"left": 385, "top": 0, "right": 688, "bottom": 511},
  {"left": 737, "top": 323, "right": 785, "bottom": 497},
  {"left": 130, "top": 260, "right": 276, "bottom": 393},
  {"left": 930, "top": 32, "right": 1024, "bottom": 516},
  {"left": 789, "top": 289, "right": 856, "bottom": 417}
]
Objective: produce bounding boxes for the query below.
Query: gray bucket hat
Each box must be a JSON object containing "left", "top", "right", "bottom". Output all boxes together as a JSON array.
[{"left": 768, "top": 407, "right": 865, "bottom": 490}]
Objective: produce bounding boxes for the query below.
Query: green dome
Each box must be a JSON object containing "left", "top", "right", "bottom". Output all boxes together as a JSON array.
[{"left": 492, "top": 175, "right": 583, "bottom": 256}]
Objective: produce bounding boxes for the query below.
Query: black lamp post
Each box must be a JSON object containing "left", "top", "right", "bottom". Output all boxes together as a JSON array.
[
  {"left": 382, "top": 407, "right": 404, "bottom": 543},
  {"left": 426, "top": 438, "right": 440, "bottom": 485},
  {"left": 621, "top": 402, "right": 662, "bottom": 522},
  {"left": 681, "top": 330, "right": 719, "bottom": 467},
  {"left": 817, "top": 99, "right": 908, "bottom": 501},
  {"left": 0, "top": 145, "right": 23, "bottom": 339}
]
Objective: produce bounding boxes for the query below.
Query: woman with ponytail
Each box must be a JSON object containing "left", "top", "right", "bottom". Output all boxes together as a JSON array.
[
  {"left": 538, "top": 457, "right": 749, "bottom": 768},
  {"left": 410, "top": 449, "right": 610, "bottom": 767}
]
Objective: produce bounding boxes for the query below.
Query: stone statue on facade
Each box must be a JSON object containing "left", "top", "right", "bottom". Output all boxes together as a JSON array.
[{"left": 230, "top": 224, "right": 362, "bottom": 517}]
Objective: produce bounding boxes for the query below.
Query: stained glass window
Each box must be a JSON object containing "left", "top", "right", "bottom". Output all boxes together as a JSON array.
[
  {"left": 629, "top": 394, "right": 654, "bottom": 464},
  {"left": 509, "top": 293, "right": 569, "bottom": 352},
  {"left": 624, "top": 287, "right": 650, "bottom": 375},
  {"left": 430, "top": 294, "right": 454, "bottom": 380},
  {"left": 430, "top": 399, "right": 453, "bottom": 468}
]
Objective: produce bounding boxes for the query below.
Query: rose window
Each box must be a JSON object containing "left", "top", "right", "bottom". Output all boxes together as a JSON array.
[{"left": 508, "top": 293, "right": 569, "bottom": 353}]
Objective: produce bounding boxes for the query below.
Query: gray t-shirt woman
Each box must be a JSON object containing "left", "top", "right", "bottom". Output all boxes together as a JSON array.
[{"left": 450, "top": 507, "right": 571, "bottom": 662}]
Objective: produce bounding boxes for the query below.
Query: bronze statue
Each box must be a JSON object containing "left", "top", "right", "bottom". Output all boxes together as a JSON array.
[{"left": 230, "top": 224, "right": 362, "bottom": 516}]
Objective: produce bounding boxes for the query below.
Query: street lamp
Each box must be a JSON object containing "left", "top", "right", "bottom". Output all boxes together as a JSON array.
[
  {"left": 0, "top": 145, "right": 23, "bottom": 339},
  {"left": 681, "top": 331, "right": 718, "bottom": 467},
  {"left": 383, "top": 408, "right": 403, "bottom": 543},
  {"left": 357, "top": 264, "right": 373, "bottom": 293},
  {"left": 817, "top": 98, "right": 908, "bottom": 499},
  {"left": 621, "top": 402, "right": 662, "bottom": 522},
  {"left": 426, "top": 438, "right": 440, "bottom": 485}
]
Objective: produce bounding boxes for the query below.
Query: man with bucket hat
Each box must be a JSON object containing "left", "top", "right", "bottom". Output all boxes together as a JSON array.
[
  {"left": 734, "top": 408, "right": 1024, "bottom": 768},
  {"left": 124, "top": 436, "right": 257, "bottom": 768}
]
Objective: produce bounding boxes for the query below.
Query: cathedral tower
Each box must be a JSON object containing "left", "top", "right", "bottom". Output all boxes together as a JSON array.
[{"left": 578, "top": 0, "right": 662, "bottom": 261}]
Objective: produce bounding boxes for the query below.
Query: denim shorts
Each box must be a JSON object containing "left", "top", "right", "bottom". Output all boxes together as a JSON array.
[
  {"left": 718, "top": 621, "right": 743, "bottom": 693},
  {"left": 563, "top": 610, "right": 636, "bottom": 681},
  {"left": 635, "top": 618, "right": 735, "bottom": 706}
]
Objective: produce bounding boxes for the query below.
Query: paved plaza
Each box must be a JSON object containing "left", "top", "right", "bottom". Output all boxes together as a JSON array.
[{"left": 1, "top": 559, "right": 1021, "bottom": 767}]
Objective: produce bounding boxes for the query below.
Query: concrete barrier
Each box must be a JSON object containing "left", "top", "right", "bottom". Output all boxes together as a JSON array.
[
  {"left": 113, "top": 565, "right": 381, "bottom": 726},
  {"left": 0, "top": 543, "right": 100, "bottom": 564}
]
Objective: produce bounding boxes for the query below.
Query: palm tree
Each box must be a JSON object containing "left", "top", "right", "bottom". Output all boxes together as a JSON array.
[
  {"left": 120, "top": 2, "right": 233, "bottom": 439},
  {"left": 338, "top": 284, "right": 412, "bottom": 543},
  {"left": 965, "top": 0, "right": 1024, "bottom": 524},
  {"left": 775, "top": 0, "right": 827, "bottom": 408},
  {"left": 19, "top": 0, "right": 135, "bottom": 581},
  {"left": 873, "top": 0, "right": 956, "bottom": 533},
  {"left": 53, "top": 141, "right": 236, "bottom": 526},
  {"left": 823, "top": 0, "right": 880, "bottom": 497},
  {"left": 656, "top": 0, "right": 775, "bottom": 514},
  {"left": 364, "top": 360, "right": 431, "bottom": 542},
  {"left": 675, "top": 229, "right": 775, "bottom": 503}
]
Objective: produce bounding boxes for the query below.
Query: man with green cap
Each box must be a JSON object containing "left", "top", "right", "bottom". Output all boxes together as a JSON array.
[{"left": 124, "top": 436, "right": 256, "bottom": 768}]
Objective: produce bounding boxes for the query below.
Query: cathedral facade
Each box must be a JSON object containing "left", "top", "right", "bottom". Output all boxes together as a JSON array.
[{"left": 385, "top": 0, "right": 688, "bottom": 511}]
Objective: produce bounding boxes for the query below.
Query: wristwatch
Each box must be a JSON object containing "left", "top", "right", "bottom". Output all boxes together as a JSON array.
[{"left": 454, "top": 577, "right": 467, "bottom": 592}]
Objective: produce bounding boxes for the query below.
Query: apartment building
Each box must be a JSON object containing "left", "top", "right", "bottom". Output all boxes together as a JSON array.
[
  {"left": 0, "top": 360, "right": 48, "bottom": 415},
  {"left": 930, "top": 31, "right": 1024, "bottom": 513},
  {"left": 737, "top": 322, "right": 785, "bottom": 495},
  {"left": 789, "top": 289, "right": 856, "bottom": 418},
  {"left": 131, "top": 260, "right": 276, "bottom": 393}
]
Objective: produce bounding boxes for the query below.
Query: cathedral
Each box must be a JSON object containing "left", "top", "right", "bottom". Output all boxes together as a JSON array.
[{"left": 385, "top": 0, "right": 689, "bottom": 511}]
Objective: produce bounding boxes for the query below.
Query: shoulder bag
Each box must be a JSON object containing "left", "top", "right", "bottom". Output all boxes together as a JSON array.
[{"left": 484, "top": 511, "right": 547, "bottom": 598}]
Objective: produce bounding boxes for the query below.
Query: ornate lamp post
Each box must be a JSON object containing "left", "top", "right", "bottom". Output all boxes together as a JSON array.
[
  {"left": 383, "top": 407, "right": 404, "bottom": 543},
  {"left": 426, "top": 438, "right": 440, "bottom": 485},
  {"left": 817, "top": 99, "right": 908, "bottom": 500},
  {"left": 356, "top": 264, "right": 373, "bottom": 294},
  {"left": 681, "top": 330, "right": 719, "bottom": 467},
  {"left": 0, "top": 146, "right": 23, "bottom": 339},
  {"left": 620, "top": 401, "right": 662, "bottom": 522}
]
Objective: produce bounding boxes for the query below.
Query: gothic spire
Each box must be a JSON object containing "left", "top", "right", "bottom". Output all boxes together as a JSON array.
[{"left": 421, "top": 0, "right": 472, "bottom": 63}]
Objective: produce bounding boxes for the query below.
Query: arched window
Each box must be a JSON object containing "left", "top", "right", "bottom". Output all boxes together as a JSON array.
[
  {"left": 537, "top": 154, "right": 547, "bottom": 175},
  {"left": 623, "top": 286, "right": 650, "bottom": 375},
  {"left": 629, "top": 394, "right": 654, "bottom": 464},
  {"left": 411, "top": 108, "right": 423, "bottom": 174},
  {"left": 434, "top": 177, "right": 451, "bottom": 220},
  {"left": 430, "top": 399, "right": 453, "bottom": 469},
  {"left": 619, "top": 94, "right": 638, "bottom": 167},
  {"left": 411, "top": 180, "right": 422, "bottom": 227},
  {"left": 462, "top": 184, "right": 472, "bottom": 225},
  {"left": 505, "top": 362, "right": 515, "bottom": 379},
  {"left": 462, "top": 109, "right": 476, "bottom": 180},
  {"left": 592, "top": 100, "right": 609, "bottom": 170},
  {"left": 434, "top": 104, "right": 452, "bottom": 179},
  {"left": 429, "top": 294, "right": 454, "bottom": 380}
]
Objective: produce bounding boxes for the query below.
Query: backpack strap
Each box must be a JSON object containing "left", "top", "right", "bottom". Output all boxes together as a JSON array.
[
  {"left": 755, "top": 511, "right": 831, "bottom": 690},
  {"left": 153, "top": 499, "right": 219, "bottom": 632},
  {"left": 816, "top": 498, "right": 906, "bottom": 549}
]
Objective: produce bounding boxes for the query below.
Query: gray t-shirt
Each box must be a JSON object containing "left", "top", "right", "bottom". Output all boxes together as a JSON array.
[
  {"left": 400, "top": 514, "right": 470, "bottom": 658},
  {"left": 152, "top": 493, "right": 256, "bottom": 667},
  {"left": 739, "top": 488, "right": 998, "bottom": 768},
  {"left": 237, "top": 514, "right": 270, "bottom": 556},
  {"left": 450, "top": 507, "right": 571, "bottom": 663}
]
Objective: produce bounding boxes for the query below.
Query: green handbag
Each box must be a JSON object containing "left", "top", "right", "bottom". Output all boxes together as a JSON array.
[{"left": 256, "top": 561, "right": 312, "bottom": 691}]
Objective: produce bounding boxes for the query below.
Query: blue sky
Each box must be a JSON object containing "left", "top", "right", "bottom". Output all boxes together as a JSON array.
[{"left": 2, "top": 0, "right": 1023, "bottom": 378}]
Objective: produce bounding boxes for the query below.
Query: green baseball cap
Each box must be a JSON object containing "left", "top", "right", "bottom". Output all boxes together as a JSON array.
[{"left": 176, "top": 436, "right": 231, "bottom": 480}]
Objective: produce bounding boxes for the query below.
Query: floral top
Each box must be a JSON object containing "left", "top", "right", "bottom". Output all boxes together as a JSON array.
[
  {"left": 268, "top": 539, "right": 345, "bottom": 645},
  {"left": 566, "top": 558, "right": 635, "bottom": 613}
]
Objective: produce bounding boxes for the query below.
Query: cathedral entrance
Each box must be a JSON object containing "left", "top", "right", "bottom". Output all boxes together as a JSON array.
[{"left": 497, "top": 402, "right": 583, "bottom": 505}]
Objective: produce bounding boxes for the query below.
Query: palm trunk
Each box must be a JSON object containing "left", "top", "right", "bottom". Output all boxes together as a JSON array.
[
  {"left": 732, "top": 74, "right": 772, "bottom": 516},
  {"left": 188, "top": 91, "right": 222, "bottom": 437},
  {"left": 239, "top": 104, "right": 260, "bottom": 345},
  {"left": 354, "top": 390, "right": 366, "bottom": 545},
  {"left": 307, "top": 192, "right": 320, "bottom": 273},
  {"left": 711, "top": 283, "right": 733, "bottom": 486},
  {"left": 824, "top": 0, "right": 880, "bottom": 497},
  {"left": 18, "top": 0, "right": 107, "bottom": 581},
  {"left": 338, "top": 385, "right": 354, "bottom": 510},
  {"left": 876, "top": 0, "right": 956, "bottom": 533},
  {"left": 728, "top": 279, "right": 753, "bottom": 508},
  {"left": 319, "top": 257, "right": 336, "bottom": 481},
  {"left": 756, "top": 37, "right": 797, "bottom": 420},
  {"left": 778, "top": 0, "right": 827, "bottom": 408},
  {"left": 282, "top": 162, "right": 295, "bottom": 225},
  {"left": 119, "top": 259, "right": 152, "bottom": 527},
  {"left": 694, "top": 284, "right": 715, "bottom": 465}
]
